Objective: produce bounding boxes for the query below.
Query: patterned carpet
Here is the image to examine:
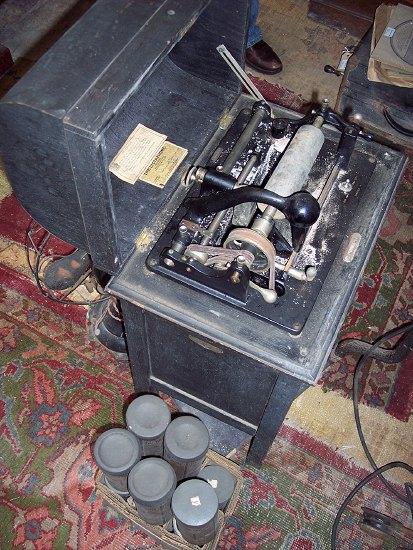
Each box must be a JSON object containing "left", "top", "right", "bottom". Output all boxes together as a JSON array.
[
  {"left": 1, "top": 270, "right": 411, "bottom": 549},
  {"left": 0, "top": 156, "right": 412, "bottom": 549}
]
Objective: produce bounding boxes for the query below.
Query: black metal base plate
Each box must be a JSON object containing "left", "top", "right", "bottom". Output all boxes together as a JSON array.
[{"left": 147, "top": 138, "right": 376, "bottom": 334}]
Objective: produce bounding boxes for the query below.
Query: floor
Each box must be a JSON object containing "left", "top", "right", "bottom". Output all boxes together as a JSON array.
[{"left": 255, "top": 0, "right": 360, "bottom": 105}]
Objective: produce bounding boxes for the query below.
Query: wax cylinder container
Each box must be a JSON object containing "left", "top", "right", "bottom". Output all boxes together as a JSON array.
[
  {"left": 126, "top": 395, "right": 171, "bottom": 457},
  {"left": 93, "top": 428, "right": 141, "bottom": 494},
  {"left": 172, "top": 479, "right": 219, "bottom": 545},
  {"left": 199, "top": 465, "right": 236, "bottom": 510},
  {"left": 128, "top": 458, "right": 177, "bottom": 525},
  {"left": 103, "top": 478, "right": 130, "bottom": 500},
  {"left": 163, "top": 416, "right": 210, "bottom": 480}
]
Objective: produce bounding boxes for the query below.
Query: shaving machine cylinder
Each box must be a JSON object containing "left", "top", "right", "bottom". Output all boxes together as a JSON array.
[{"left": 259, "top": 124, "right": 325, "bottom": 217}]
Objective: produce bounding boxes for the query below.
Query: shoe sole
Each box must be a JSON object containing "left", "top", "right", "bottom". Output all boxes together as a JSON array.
[{"left": 245, "top": 61, "right": 282, "bottom": 75}]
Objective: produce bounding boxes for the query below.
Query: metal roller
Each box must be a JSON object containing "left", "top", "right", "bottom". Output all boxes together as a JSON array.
[{"left": 258, "top": 124, "right": 325, "bottom": 217}]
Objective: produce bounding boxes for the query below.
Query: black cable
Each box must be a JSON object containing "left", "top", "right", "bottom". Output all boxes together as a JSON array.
[
  {"left": 331, "top": 462, "right": 413, "bottom": 549},
  {"left": 332, "top": 322, "right": 413, "bottom": 548},
  {"left": 25, "top": 222, "right": 109, "bottom": 306},
  {"left": 353, "top": 321, "right": 413, "bottom": 503}
]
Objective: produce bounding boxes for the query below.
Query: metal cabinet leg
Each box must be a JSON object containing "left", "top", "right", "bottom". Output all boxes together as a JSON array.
[{"left": 246, "top": 374, "right": 308, "bottom": 467}]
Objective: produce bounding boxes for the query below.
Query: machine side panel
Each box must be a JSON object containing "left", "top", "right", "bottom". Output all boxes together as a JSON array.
[
  {"left": 66, "top": 0, "right": 209, "bottom": 137},
  {"left": 65, "top": 129, "right": 118, "bottom": 273},
  {"left": 0, "top": 103, "right": 87, "bottom": 248},
  {"left": 2, "top": 0, "right": 171, "bottom": 116},
  {"left": 102, "top": 0, "right": 248, "bottom": 259},
  {"left": 169, "top": 0, "right": 248, "bottom": 92}
]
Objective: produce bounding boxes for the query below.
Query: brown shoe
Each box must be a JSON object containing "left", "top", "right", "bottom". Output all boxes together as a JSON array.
[{"left": 246, "top": 40, "right": 282, "bottom": 75}]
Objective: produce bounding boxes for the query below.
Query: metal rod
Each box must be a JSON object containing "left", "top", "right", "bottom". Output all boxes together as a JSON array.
[
  {"left": 222, "top": 107, "right": 267, "bottom": 173},
  {"left": 236, "top": 154, "right": 258, "bottom": 185},
  {"left": 201, "top": 155, "right": 258, "bottom": 245},
  {"left": 217, "top": 44, "right": 265, "bottom": 102}
]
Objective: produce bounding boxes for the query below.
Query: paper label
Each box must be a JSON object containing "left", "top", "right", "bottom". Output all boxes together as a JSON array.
[
  {"left": 140, "top": 141, "right": 188, "bottom": 188},
  {"left": 208, "top": 478, "right": 218, "bottom": 489},
  {"left": 384, "top": 26, "right": 395, "bottom": 37},
  {"left": 109, "top": 124, "right": 167, "bottom": 184}
]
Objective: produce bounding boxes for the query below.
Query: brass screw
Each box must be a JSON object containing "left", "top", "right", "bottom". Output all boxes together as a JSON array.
[{"left": 230, "top": 271, "right": 241, "bottom": 284}]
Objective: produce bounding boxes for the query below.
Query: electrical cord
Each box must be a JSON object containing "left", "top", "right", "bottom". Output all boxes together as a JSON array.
[
  {"left": 331, "top": 462, "right": 413, "bottom": 549},
  {"left": 25, "top": 222, "right": 109, "bottom": 306},
  {"left": 353, "top": 321, "right": 413, "bottom": 503},
  {"left": 332, "top": 322, "right": 413, "bottom": 548}
]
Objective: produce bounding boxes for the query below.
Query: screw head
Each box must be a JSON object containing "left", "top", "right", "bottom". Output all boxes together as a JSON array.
[
  {"left": 164, "top": 257, "right": 175, "bottom": 267},
  {"left": 167, "top": 9, "right": 175, "bottom": 15},
  {"left": 230, "top": 271, "right": 241, "bottom": 284}
]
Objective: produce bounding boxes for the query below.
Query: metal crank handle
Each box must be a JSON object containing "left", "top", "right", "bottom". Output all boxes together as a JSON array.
[{"left": 249, "top": 281, "right": 278, "bottom": 303}]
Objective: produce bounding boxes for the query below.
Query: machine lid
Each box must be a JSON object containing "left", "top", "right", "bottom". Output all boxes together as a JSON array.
[{"left": 1, "top": 0, "right": 209, "bottom": 137}]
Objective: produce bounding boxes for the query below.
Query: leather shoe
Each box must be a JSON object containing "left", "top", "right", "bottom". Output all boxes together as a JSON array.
[{"left": 246, "top": 40, "right": 282, "bottom": 75}]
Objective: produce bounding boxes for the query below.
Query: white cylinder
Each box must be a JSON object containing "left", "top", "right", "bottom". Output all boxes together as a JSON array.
[{"left": 259, "top": 124, "right": 324, "bottom": 216}]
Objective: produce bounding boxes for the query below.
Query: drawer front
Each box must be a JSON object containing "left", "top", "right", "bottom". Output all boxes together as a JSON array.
[{"left": 145, "top": 313, "right": 277, "bottom": 426}]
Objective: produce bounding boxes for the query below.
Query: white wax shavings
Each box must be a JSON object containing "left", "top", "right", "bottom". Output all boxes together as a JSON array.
[
  {"left": 190, "top": 496, "right": 201, "bottom": 506},
  {"left": 273, "top": 135, "right": 290, "bottom": 153},
  {"left": 208, "top": 478, "right": 218, "bottom": 489},
  {"left": 209, "top": 309, "right": 221, "bottom": 317}
]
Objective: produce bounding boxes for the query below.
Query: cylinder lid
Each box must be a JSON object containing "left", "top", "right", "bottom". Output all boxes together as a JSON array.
[
  {"left": 199, "top": 465, "right": 236, "bottom": 505},
  {"left": 126, "top": 395, "right": 171, "bottom": 439},
  {"left": 164, "top": 416, "right": 209, "bottom": 461},
  {"left": 94, "top": 428, "right": 140, "bottom": 475},
  {"left": 128, "top": 458, "right": 176, "bottom": 504},
  {"left": 172, "top": 479, "right": 218, "bottom": 526}
]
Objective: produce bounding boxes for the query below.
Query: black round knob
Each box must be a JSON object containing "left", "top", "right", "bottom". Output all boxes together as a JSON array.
[
  {"left": 252, "top": 100, "right": 272, "bottom": 117},
  {"left": 284, "top": 192, "right": 320, "bottom": 228}
]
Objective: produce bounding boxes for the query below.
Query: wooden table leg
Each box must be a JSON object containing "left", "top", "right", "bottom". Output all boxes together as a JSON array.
[
  {"left": 0, "top": 45, "right": 13, "bottom": 78},
  {"left": 246, "top": 373, "right": 309, "bottom": 466}
]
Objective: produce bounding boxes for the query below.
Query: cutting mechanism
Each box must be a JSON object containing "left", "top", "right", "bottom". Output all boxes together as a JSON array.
[{"left": 147, "top": 98, "right": 373, "bottom": 333}]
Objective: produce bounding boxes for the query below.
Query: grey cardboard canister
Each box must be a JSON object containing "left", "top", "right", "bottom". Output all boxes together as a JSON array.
[
  {"left": 164, "top": 416, "right": 210, "bottom": 480},
  {"left": 172, "top": 479, "right": 219, "bottom": 545},
  {"left": 128, "top": 457, "right": 176, "bottom": 525},
  {"left": 94, "top": 428, "right": 141, "bottom": 492},
  {"left": 199, "top": 465, "right": 236, "bottom": 510},
  {"left": 126, "top": 395, "right": 171, "bottom": 457}
]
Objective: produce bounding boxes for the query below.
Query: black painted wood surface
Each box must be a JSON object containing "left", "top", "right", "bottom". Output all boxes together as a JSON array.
[{"left": 0, "top": 0, "right": 249, "bottom": 272}]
